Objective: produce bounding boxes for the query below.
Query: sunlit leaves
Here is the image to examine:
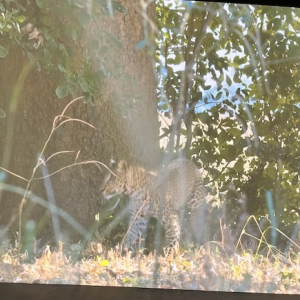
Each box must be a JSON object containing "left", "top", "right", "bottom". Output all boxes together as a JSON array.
[
  {"left": 15, "top": 15, "right": 27, "bottom": 23},
  {"left": 156, "top": 0, "right": 299, "bottom": 232}
]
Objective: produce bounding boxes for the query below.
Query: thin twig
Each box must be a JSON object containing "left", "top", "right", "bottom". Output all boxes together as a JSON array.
[
  {"left": 0, "top": 167, "right": 28, "bottom": 182},
  {"left": 17, "top": 97, "right": 93, "bottom": 250},
  {"left": 32, "top": 159, "right": 116, "bottom": 181}
]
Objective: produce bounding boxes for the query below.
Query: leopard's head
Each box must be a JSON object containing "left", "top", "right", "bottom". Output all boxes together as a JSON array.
[
  {"left": 101, "top": 159, "right": 129, "bottom": 200},
  {"left": 101, "top": 159, "right": 152, "bottom": 200}
]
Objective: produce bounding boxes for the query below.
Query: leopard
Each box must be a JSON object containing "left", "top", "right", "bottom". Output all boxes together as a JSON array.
[{"left": 101, "top": 158, "right": 206, "bottom": 253}]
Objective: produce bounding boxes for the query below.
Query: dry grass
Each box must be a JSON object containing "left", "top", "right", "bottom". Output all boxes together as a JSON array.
[{"left": 0, "top": 241, "right": 299, "bottom": 294}]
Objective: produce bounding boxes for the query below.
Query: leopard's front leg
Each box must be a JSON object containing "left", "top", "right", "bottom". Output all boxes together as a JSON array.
[{"left": 124, "top": 198, "right": 150, "bottom": 253}]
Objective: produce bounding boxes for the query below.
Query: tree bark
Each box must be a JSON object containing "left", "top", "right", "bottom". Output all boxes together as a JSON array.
[{"left": 0, "top": 0, "right": 159, "bottom": 246}]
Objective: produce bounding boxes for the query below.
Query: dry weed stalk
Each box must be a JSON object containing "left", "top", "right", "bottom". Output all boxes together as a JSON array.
[{"left": 0, "top": 97, "right": 114, "bottom": 251}]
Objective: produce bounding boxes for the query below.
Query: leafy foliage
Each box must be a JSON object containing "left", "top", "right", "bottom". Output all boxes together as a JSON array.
[
  {"left": 0, "top": 0, "right": 127, "bottom": 105},
  {"left": 156, "top": 1, "right": 300, "bottom": 239}
]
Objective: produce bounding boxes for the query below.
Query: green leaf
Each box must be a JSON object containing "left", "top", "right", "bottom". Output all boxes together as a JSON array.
[
  {"left": 58, "top": 63, "right": 66, "bottom": 73},
  {"left": 36, "top": 0, "right": 44, "bottom": 8},
  {"left": 41, "top": 5, "right": 50, "bottom": 14},
  {"left": 233, "top": 72, "right": 241, "bottom": 83},
  {"left": 234, "top": 158, "right": 244, "bottom": 173},
  {"left": 224, "top": 88, "right": 229, "bottom": 97},
  {"left": 203, "top": 140, "right": 212, "bottom": 152},
  {"left": 174, "top": 54, "right": 184, "bottom": 65},
  {"left": 227, "top": 145, "right": 237, "bottom": 160},
  {"left": 227, "top": 127, "right": 241, "bottom": 137},
  {"left": 112, "top": 1, "right": 128, "bottom": 14},
  {"left": 59, "top": 43, "right": 66, "bottom": 51},
  {"left": 0, "top": 109, "right": 6, "bottom": 118},
  {"left": 43, "top": 16, "right": 52, "bottom": 26},
  {"left": 226, "top": 74, "right": 232, "bottom": 87},
  {"left": 291, "top": 175, "right": 298, "bottom": 186},
  {"left": 66, "top": 48, "right": 74, "bottom": 58},
  {"left": 68, "top": 84, "right": 77, "bottom": 94},
  {"left": 43, "top": 48, "right": 51, "bottom": 60},
  {"left": 15, "top": 15, "right": 27, "bottom": 23},
  {"left": 215, "top": 91, "right": 222, "bottom": 100},
  {"left": 203, "top": 85, "right": 211, "bottom": 90},
  {"left": 0, "top": 45, "right": 9, "bottom": 58},
  {"left": 55, "top": 86, "right": 69, "bottom": 98},
  {"left": 79, "top": 81, "right": 89, "bottom": 92}
]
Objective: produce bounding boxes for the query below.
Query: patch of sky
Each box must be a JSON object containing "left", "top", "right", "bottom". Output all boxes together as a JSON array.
[
  {"left": 194, "top": 67, "right": 252, "bottom": 113},
  {"left": 158, "top": 51, "right": 254, "bottom": 114}
]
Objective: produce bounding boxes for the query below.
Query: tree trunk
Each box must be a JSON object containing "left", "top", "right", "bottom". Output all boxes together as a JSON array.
[{"left": 0, "top": 0, "right": 159, "bottom": 247}]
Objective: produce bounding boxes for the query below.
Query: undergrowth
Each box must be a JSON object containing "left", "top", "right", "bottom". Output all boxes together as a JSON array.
[{"left": 0, "top": 236, "right": 299, "bottom": 294}]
